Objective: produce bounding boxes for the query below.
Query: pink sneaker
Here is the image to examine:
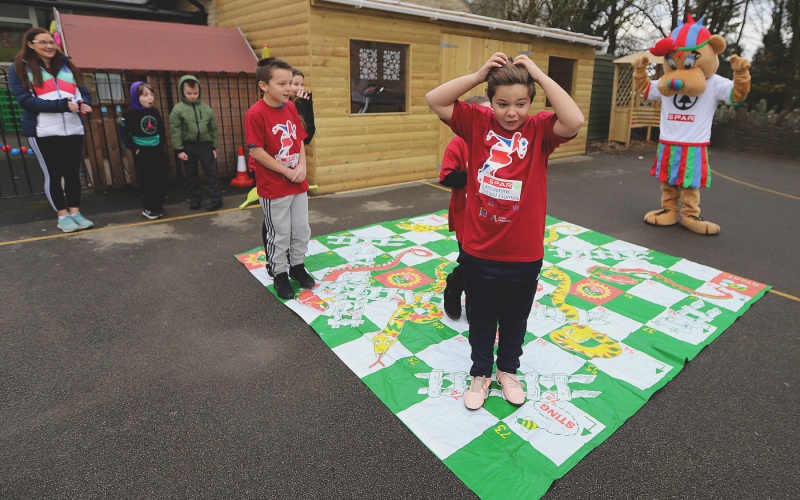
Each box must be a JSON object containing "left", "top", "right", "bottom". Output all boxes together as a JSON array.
[
  {"left": 496, "top": 370, "right": 525, "bottom": 405},
  {"left": 464, "top": 375, "right": 491, "bottom": 410}
]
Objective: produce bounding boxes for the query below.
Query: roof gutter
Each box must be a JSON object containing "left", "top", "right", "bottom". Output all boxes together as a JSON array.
[
  {"left": 322, "top": 0, "right": 609, "bottom": 54},
  {"left": 2, "top": 0, "right": 206, "bottom": 24}
]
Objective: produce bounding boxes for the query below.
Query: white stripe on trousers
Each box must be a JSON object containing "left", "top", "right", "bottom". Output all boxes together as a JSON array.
[
  {"left": 26, "top": 137, "right": 57, "bottom": 212},
  {"left": 259, "top": 192, "right": 310, "bottom": 275}
]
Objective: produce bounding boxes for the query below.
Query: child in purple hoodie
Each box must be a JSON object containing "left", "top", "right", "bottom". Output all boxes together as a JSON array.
[{"left": 121, "top": 82, "right": 168, "bottom": 219}]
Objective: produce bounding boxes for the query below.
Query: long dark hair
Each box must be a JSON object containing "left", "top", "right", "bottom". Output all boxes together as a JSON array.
[{"left": 13, "top": 27, "right": 84, "bottom": 90}]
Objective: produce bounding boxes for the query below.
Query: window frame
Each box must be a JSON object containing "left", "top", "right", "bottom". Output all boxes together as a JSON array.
[{"left": 348, "top": 38, "right": 410, "bottom": 116}]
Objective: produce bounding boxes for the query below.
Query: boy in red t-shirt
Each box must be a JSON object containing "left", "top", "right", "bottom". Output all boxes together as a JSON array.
[
  {"left": 426, "top": 53, "right": 585, "bottom": 410},
  {"left": 439, "top": 95, "right": 490, "bottom": 321},
  {"left": 244, "top": 58, "right": 315, "bottom": 300}
]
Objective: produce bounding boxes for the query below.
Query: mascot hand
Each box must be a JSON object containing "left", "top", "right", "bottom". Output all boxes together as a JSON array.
[
  {"left": 729, "top": 54, "right": 752, "bottom": 104},
  {"left": 631, "top": 56, "right": 649, "bottom": 72},
  {"left": 632, "top": 56, "right": 650, "bottom": 95},
  {"left": 729, "top": 54, "right": 751, "bottom": 74}
]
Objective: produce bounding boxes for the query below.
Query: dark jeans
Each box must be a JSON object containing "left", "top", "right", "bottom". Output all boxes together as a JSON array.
[
  {"left": 133, "top": 146, "right": 168, "bottom": 211},
  {"left": 459, "top": 251, "right": 543, "bottom": 377},
  {"left": 183, "top": 141, "right": 221, "bottom": 203}
]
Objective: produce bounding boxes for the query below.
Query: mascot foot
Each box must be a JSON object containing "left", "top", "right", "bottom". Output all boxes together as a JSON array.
[
  {"left": 681, "top": 215, "right": 720, "bottom": 235},
  {"left": 644, "top": 208, "right": 679, "bottom": 226}
]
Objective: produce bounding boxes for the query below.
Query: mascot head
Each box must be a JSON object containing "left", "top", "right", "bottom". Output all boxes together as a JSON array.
[{"left": 649, "top": 15, "right": 726, "bottom": 97}]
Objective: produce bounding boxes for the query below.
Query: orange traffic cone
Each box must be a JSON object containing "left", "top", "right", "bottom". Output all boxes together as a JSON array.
[{"left": 230, "top": 147, "right": 253, "bottom": 187}]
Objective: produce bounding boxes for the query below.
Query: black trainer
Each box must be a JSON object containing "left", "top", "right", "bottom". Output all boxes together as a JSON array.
[
  {"left": 289, "top": 264, "right": 316, "bottom": 289},
  {"left": 189, "top": 199, "right": 201, "bottom": 210},
  {"left": 207, "top": 200, "right": 222, "bottom": 211},
  {"left": 443, "top": 273, "right": 462, "bottom": 320},
  {"left": 273, "top": 272, "right": 295, "bottom": 299}
]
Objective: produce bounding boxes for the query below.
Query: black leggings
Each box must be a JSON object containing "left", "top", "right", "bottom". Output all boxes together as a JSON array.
[
  {"left": 133, "top": 146, "right": 169, "bottom": 211},
  {"left": 28, "top": 135, "right": 84, "bottom": 212}
]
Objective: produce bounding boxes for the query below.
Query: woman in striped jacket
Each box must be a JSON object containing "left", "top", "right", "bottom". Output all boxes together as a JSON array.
[{"left": 9, "top": 27, "right": 94, "bottom": 233}]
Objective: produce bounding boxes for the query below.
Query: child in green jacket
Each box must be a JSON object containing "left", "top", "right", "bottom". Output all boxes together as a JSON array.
[{"left": 169, "top": 75, "right": 222, "bottom": 211}]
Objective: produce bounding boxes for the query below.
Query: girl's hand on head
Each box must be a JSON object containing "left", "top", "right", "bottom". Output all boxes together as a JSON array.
[
  {"left": 513, "top": 55, "right": 545, "bottom": 81},
  {"left": 477, "top": 52, "right": 510, "bottom": 80},
  {"left": 297, "top": 90, "right": 310, "bottom": 100}
]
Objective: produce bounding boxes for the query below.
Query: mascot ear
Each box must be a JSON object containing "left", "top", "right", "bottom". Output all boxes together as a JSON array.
[
  {"left": 650, "top": 37, "right": 676, "bottom": 57},
  {"left": 708, "top": 34, "right": 727, "bottom": 55}
]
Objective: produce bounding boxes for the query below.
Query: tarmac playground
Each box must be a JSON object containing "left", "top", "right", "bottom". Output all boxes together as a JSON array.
[{"left": 1, "top": 146, "right": 798, "bottom": 498}]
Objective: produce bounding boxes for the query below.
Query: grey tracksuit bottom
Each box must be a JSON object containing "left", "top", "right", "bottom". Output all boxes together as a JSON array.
[{"left": 259, "top": 192, "right": 310, "bottom": 275}]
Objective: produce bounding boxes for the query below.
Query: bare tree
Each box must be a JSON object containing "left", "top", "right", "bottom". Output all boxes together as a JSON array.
[{"left": 465, "top": 0, "right": 785, "bottom": 62}]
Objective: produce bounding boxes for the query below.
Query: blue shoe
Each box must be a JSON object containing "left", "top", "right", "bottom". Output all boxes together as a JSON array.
[
  {"left": 57, "top": 216, "right": 81, "bottom": 233},
  {"left": 69, "top": 212, "right": 94, "bottom": 229}
]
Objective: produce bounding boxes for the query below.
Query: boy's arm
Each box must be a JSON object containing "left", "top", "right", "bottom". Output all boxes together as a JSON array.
[
  {"left": 249, "top": 146, "right": 306, "bottom": 183},
  {"left": 169, "top": 106, "right": 184, "bottom": 153},
  {"left": 513, "top": 55, "right": 585, "bottom": 138},
  {"left": 439, "top": 139, "right": 468, "bottom": 188},
  {"left": 440, "top": 171, "right": 467, "bottom": 188},
  {"left": 426, "top": 52, "right": 509, "bottom": 122},
  {"left": 295, "top": 98, "right": 316, "bottom": 144},
  {"left": 289, "top": 142, "right": 307, "bottom": 183},
  {"left": 207, "top": 105, "right": 219, "bottom": 149}
]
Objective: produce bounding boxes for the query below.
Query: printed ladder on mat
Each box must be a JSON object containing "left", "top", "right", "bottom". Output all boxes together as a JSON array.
[{"left": 235, "top": 211, "right": 769, "bottom": 499}]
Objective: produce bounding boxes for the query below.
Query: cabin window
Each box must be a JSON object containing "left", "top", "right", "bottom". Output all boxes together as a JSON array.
[
  {"left": 89, "top": 73, "right": 125, "bottom": 103},
  {"left": 546, "top": 56, "right": 576, "bottom": 108},
  {"left": 349, "top": 40, "right": 408, "bottom": 114}
]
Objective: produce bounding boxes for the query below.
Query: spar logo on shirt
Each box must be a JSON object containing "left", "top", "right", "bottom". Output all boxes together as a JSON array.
[
  {"left": 668, "top": 113, "right": 695, "bottom": 122},
  {"left": 477, "top": 130, "right": 526, "bottom": 202},
  {"left": 271, "top": 120, "right": 299, "bottom": 168}
]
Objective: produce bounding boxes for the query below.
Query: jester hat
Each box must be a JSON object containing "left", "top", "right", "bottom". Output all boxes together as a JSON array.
[{"left": 650, "top": 15, "right": 712, "bottom": 56}]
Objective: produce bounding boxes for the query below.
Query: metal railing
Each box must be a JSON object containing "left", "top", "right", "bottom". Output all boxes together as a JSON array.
[{"left": 0, "top": 67, "right": 257, "bottom": 198}]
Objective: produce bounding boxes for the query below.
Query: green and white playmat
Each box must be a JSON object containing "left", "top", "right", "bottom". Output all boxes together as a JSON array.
[{"left": 235, "top": 211, "right": 768, "bottom": 499}]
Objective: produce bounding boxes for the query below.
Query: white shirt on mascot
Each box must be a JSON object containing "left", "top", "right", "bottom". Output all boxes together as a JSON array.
[{"left": 645, "top": 74, "right": 734, "bottom": 145}]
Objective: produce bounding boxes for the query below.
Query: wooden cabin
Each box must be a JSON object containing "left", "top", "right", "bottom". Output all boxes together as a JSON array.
[{"left": 212, "top": 0, "right": 608, "bottom": 194}]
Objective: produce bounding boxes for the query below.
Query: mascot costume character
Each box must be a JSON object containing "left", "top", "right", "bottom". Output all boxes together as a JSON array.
[{"left": 632, "top": 14, "right": 751, "bottom": 235}]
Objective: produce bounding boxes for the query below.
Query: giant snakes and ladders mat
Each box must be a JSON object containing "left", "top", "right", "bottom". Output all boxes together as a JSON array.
[{"left": 235, "top": 212, "right": 769, "bottom": 499}]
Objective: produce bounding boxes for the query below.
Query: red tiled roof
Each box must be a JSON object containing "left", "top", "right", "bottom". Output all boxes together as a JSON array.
[{"left": 59, "top": 13, "right": 257, "bottom": 73}]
